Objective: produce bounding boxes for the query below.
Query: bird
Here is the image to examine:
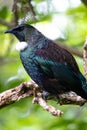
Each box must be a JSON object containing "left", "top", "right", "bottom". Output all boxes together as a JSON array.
[{"left": 5, "top": 23, "right": 87, "bottom": 99}]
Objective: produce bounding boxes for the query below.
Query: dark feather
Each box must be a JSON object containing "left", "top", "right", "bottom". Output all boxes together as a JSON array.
[
  {"left": 35, "top": 41, "right": 80, "bottom": 73},
  {"left": 34, "top": 42, "right": 87, "bottom": 98}
]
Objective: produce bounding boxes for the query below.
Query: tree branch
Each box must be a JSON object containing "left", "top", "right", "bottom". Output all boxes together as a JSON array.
[
  {"left": 0, "top": 80, "right": 87, "bottom": 116},
  {"left": 0, "top": 81, "right": 63, "bottom": 116},
  {"left": 0, "top": 82, "right": 33, "bottom": 109},
  {"left": 83, "top": 37, "right": 87, "bottom": 78},
  {"left": 56, "top": 41, "right": 82, "bottom": 58}
]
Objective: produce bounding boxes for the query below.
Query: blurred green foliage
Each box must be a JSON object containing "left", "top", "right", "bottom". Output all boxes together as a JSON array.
[{"left": 0, "top": 0, "right": 87, "bottom": 130}]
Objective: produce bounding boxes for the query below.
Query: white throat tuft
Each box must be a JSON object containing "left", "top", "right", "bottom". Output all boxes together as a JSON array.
[{"left": 16, "top": 41, "right": 28, "bottom": 51}]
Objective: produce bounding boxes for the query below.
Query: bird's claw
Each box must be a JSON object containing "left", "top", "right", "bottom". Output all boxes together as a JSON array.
[
  {"left": 42, "top": 91, "right": 52, "bottom": 101},
  {"left": 42, "top": 91, "right": 58, "bottom": 102}
]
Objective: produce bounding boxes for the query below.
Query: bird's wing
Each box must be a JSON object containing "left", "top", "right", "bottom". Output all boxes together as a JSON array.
[
  {"left": 34, "top": 42, "right": 83, "bottom": 88},
  {"left": 35, "top": 41, "right": 80, "bottom": 74},
  {"left": 34, "top": 55, "right": 80, "bottom": 85}
]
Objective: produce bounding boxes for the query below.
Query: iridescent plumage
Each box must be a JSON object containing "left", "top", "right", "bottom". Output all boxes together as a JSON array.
[{"left": 5, "top": 24, "right": 87, "bottom": 99}]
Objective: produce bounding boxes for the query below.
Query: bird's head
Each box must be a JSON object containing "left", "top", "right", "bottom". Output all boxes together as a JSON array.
[
  {"left": 5, "top": 24, "right": 35, "bottom": 42},
  {"left": 5, "top": 24, "right": 45, "bottom": 51},
  {"left": 5, "top": 24, "right": 39, "bottom": 51}
]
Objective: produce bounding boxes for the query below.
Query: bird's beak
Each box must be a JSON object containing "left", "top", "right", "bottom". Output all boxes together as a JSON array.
[{"left": 4, "top": 29, "right": 14, "bottom": 34}]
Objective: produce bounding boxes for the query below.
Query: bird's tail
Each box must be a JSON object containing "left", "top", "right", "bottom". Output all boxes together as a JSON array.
[
  {"left": 82, "top": 82, "right": 87, "bottom": 94},
  {"left": 79, "top": 73, "right": 87, "bottom": 99}
]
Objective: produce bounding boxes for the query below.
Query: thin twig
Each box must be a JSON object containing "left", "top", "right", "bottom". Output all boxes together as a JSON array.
[
  {"left": 32, "top": 92, "right": 63, "bottom": 116},
  {"left": 0, "top": 18, "right": 14, "bottom": 28},
  {"left": 12, "top": 0, "right": 18, "bottom": 26},
  {"left": 27, "top": 0, "right": 36, "bottom": 21}
]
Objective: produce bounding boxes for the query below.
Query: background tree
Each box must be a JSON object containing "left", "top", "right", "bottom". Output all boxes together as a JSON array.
[{"left": 0, "top": 0, "right": 87, "bottom": 130}]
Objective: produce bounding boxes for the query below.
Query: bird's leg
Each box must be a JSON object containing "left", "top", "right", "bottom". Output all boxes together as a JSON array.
[{"left": 56, "top": 95, "right": 61, "bottom": 104}]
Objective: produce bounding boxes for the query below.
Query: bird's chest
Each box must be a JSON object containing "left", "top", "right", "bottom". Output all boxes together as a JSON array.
[
  {"left": 20, "top": 49, "right": 37, "bottom": 75},
  {"left": 20, "top": 49, "right": 45, "bottom": 87}
]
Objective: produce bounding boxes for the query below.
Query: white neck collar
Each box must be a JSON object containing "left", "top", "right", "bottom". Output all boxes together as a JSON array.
[{"left": 16, "top": 41, "right": 28, "bottom": 51}]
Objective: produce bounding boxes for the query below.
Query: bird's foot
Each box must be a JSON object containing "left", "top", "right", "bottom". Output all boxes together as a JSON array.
[
  {"left": 56, "top": 96, "right": 61, "bottom": 104},
  {"left": 42, "top": 91, "right": 57, "bottom": 102},
  {"left": 42, "top": 91, "right": 50, "bottom": 101}
]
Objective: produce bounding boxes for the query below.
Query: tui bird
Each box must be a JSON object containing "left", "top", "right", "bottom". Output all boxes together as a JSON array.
[{"left": 5, "top": 24, "right": 87, "bottom": 99}]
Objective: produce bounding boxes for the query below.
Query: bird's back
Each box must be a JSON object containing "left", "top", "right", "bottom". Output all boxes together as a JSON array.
[{"left": 34, "top": 40, "right": 87, "bottom": 99}]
